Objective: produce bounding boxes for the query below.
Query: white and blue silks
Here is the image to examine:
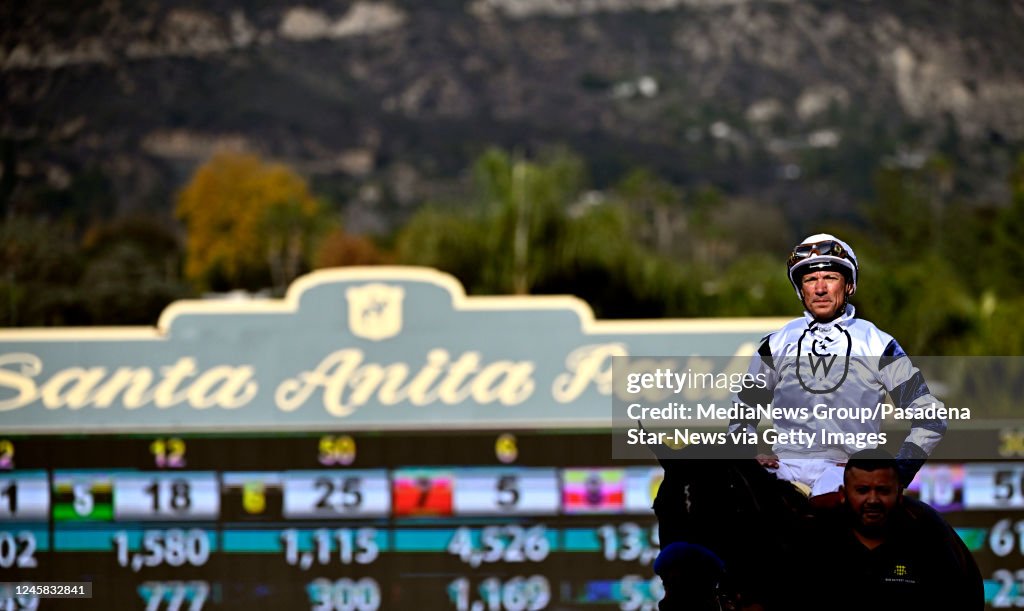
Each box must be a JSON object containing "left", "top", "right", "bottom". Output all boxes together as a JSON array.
[{"left": 729, "top": 304, "right": 945, "bottom": 493}]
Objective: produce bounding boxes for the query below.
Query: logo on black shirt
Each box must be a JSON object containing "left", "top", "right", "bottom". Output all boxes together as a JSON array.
[{"left": 884, "top": 563, "right": 918, "bottom": 585}]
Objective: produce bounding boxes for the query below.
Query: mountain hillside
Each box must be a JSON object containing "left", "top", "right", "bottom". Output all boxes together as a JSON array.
[{"left": 3, "top": 0, "right": 1024, "bottom": 231}]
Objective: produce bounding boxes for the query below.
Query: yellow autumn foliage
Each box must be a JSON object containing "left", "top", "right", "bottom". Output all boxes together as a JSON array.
[{"left": 176, "top": 152, "right": 323, "bottom": 291}]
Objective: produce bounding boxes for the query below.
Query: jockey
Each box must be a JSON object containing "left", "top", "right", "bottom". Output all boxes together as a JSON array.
[{"left": 728, "top": 233, "right": 946, "bottom": 496}]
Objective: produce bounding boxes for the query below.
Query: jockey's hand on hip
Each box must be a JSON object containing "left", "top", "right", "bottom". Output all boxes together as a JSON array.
[{"left": 755, "top": 454, "right": 779, "bottom": 469}]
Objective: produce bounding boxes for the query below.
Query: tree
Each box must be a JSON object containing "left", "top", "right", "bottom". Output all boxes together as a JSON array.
[
  {"left": 78, "top": 216, "right": 189, "bottom": 325},
  {"left": 611, "top": 168, "right": 686, "bottom": 256},
  {"left": 398, "top": 147, "right": 588, "bottom": 296},
  {"left": 395, "top": 147, "right": 701, "bottom": 318},
  {"left": 992, "top": 153, "right": 1024, "bottom": 295},
  {"left": 315, "top": 228, "right": 390, "bottom": 267},
  {"left": 0, "top": 216, "right": 85, "bottom": 326},
  {"left": 473, "top": 147, "right": 586, "bottom": 294},
  {"left": 176, "top": 152, "right": 326, "bottom": 292}
]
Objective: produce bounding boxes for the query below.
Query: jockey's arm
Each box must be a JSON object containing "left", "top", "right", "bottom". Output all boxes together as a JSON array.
[{"left": 877, "top": 340, "right": 947, "bottom": 486}]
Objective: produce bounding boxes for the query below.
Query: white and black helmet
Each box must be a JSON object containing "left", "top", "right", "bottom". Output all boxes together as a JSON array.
[{"left": 786, "top": 233, "right": 859, "bottom": 298}]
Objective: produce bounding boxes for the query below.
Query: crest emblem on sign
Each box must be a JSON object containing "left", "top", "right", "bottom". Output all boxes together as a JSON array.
[{"left": 345, "top": 283, "right": 405, "bottom": 341}]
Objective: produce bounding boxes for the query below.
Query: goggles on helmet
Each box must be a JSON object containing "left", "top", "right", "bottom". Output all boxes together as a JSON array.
[{"left": 786, "top": 240, "right": 853, "bottom": 270}]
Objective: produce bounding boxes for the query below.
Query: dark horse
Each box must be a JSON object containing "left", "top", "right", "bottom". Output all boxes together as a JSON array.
[
  {"left": 649, "top": 443, "right": 982, "bottom": 611},
  {"left": 651, "top": 443, "right": 810, "bottom": 610}
]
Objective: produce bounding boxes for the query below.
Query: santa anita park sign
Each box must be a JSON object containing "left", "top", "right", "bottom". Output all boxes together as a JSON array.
[{"left": 0, "top": 267, "right": 784, "bottom": 433}]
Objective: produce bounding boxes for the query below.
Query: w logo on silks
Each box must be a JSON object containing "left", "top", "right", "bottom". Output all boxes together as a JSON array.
[
  {"left": 807, "top": 347, "right": 837, "bottom": 377},
  {"left": 796, "top": 325, "right": 852, "bottom": 394}
]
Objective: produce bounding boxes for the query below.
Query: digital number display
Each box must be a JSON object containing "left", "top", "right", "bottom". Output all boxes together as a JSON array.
[
  {"left": 0, "top": 472, "right": 49, "bottom": 522},
  {"left": 0, "top": 433, "right": 1019, "bottom": 610},
  {"left": 907, "top": 464, "right": 965, "bottom": 512},
  {"left": 966, "top": 464, "right": 1024, "bottom": 509},
  {"left": 114, "top": 473, "right": 220, "bottom": 521},
  {"left": 53, "top": 472, "right": 115, "bottom": 522},
  {"left": 561, "top": 469, "right": 625, "bottom": 514},
  {"left": 452, "top": 469, "right": 559, "bottom": 516},
  {"left": 283, "top": 470, "right": 390, "bottom": 519},
  {"left": 393, "top": 468, "right": 455, "bottom": 517}
]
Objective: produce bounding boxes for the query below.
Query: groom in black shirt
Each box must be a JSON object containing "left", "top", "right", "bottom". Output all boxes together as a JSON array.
[{"left": 803, "top": 449, "right": 982, "bottom": 611}]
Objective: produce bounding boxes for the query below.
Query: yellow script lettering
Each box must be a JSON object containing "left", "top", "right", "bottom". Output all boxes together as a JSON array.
[
  {"left": 552, "top": 343, "right": 627, "bottom": 402},
  {"left": 0, "top": 353, "right": 42, "bottom": 412}
]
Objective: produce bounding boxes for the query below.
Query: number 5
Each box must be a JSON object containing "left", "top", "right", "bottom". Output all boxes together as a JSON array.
[
  {"left": 73, "top": 483, "right": 94, "bottom": 517},
  {"left": 994, "top": 471, "right": 1016, "bottom": 502},
  {"left": 497, "top": 475, "right": 519, "bottom": 508}
]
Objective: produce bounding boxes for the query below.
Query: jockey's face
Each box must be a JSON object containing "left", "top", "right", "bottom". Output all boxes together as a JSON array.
[
  {"left": 841, "top": 467, "right": 901, "bottom": 531},
  {"left": 800, "top": 270, "right": 852, "bottom": 322}
]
